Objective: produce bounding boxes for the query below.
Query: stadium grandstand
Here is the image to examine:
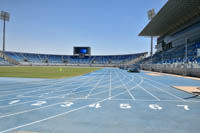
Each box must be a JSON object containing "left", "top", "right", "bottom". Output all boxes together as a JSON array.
[
  {"left": 0, "top": 50, "right": 147, "bottom": 67},
  {"left": 139, "top": 0, "right": 200, "bottom": 77}
]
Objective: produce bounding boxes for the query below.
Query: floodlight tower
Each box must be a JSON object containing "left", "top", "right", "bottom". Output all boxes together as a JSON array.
[
  {"left": 147, "top": 9, "right": 155, "bottom": 64},
  {"left": 0, "top": 11, "right": 10, "bottom": 53}
]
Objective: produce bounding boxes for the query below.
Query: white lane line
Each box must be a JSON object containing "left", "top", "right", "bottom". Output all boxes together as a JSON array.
[
  {"left": 0, "top": 69, "right": 144, "bottom": 133},
  {"left": 109, "top": 74, "right": 144, "bottom": 99},
  {"left": 0, "top": 80, "right": 106, "bottom": 119},
  {"left": 0, "top": 77, "right": 84, "bottom": 93},
  {"left": 0, "top": 85, "right": 72, "bottom": 103},
  {"left": 66, "top": 72, "right": 101, "bottom": 97},
  {"left": 74, "top": 97, "right": 200, "bottom": 103},
  {"left": 109, "top": 70, "right": 112, "bottom": 99},
  {"left": 31, "top": 101, "right": 47, "bottom": 106},
  {"left": 0, "top": 71, "right": 98, "bottom": 93},
  {"left": 144, "top": 77, "right": 187, "bottom": 101},
  {"left": 86, "top": 71, "right": 108, "bottom": 98},
  {"left": 0, "top": 73, "right": 99, "bottom": 103},
  {"left": 0, "top": 98, "right": 107, "bottom": 133},
  {"left": 0, "top": 82, "right": 124, "bottom": 109},
  {"left": 0, "top": 78, "right": 88, "bottom": 95},
  {"left": 0, "top": 79, "right": 85, "bottom": 99},
  {"left": 0, "top": 72, "right": 93, "bottom": 90},
  {"left": 120, "top": 71, "right": 160, "bottom": 101},
  {"left": 0, "top": 81, "right": 124, "bottom": 118},
  {"left": 116, "top": 70, "right": 136, "bottom": 101},
  {"left": 0, "top": 74, "right": 100, "bottom": 107},
  {"left": 143, "top": 79, "right": 185, "bottom": 101},
  {"left": 8, "top": 100, "right": 20, "bottom": 105},
  {"left": 115, "top": 71, "right": 135, "bottom": 101}
]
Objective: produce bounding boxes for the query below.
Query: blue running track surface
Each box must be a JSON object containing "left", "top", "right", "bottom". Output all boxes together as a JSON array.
[{"left": 0, "top": 68, "right": 200, "bottom": 133}]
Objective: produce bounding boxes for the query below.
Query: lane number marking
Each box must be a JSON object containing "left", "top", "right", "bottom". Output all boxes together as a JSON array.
[
  {"left": 9, "top": 100, "right": 20, "bottom": 105},
  {"left": 176, "top": 105, "right": 190, "bottom": 110},
  {"left": 149, "top": 104, "right": 162, "bottom": 110},
  {"left": 31, "top": 101, "right": 47, "bottom": 106},
  {"left": 120, "top": 104, "right": 131, "bottom": 109},
  {"left": 60, "top": 102, "right": 74, "bottom": 107},
  {"left": 89, "top": 103, "right": 101, "bottom": 108}
]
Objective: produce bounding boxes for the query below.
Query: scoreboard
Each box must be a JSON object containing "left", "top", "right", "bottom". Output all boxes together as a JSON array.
[{"left": 73, "top": 47, "right": 91, "bottom": 56}]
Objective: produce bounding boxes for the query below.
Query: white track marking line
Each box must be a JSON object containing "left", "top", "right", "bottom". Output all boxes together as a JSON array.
[
  {"left": 0, "top": 71, "right": 98, "bottom": 90},
  {"left": 85, "top": 85, "right": 124, "bottom": 98},
  {"left": 66, "top": 72, "right": 101, "bottom": 96},
  {"left": 0, "top": 76, "right": 85, "bottom": 88},
  {"left": 8, "top": 100, "right": 20, "bottom": 105},
  {"left": 0, "top": 84, "right": 75, "bottom": 102},
  {"left": 143, "top": 78, "right": 185, "bottom": 101},
  {"left": 0, "top": 98, "right": 107, "bottom": 133},
  {"left": 0, "top": 71, "right": 99, "bottom": 93},
  {"left": 0, "top": 78, "right": 86, "bottom": 99},
  {"left": 0, "top": 79, "right": 56, "bottom": 88},
  {"left": 0, "top": 80, "right": 124, "bottom": 118},
  {"left": 0, "top": 77, "right": 108, "bottom": 119},
  {"left": 141, "top": 77, "right": 191, "bottom": 98},
  {"left": 0, "top": 77, "right": 84, "bottom": 93},
  {"left": 0, "top": 89, "right": 91, "bottom": 109},
  {"left": 0, "top": 83, "right": 78, "bottom": 98},
  {"left": 0, "top": 77, "right": 92, "bottom": 95},
  {"left": 0, "top": 69, "right": 144, "bottom": 133},
  {"left": 0, "top": 81, "right": 123, "bottom": 109},
  {"left": 119, "top": 71, "right": 161, "bottom": 101},
  {"left": 109, "top": 70, "right": 112, "bottom": 99},
  {"left": 0, "top": 73, "right": 99, "bottom": 102},
  {"left": 86, "top": 71, "right": 108, "bottom": 98},
  {"left": 115, "top": 70, "right": 136, "bottom": 101},
  {"left": 74, "top": 97, "right": 200, "bottom": 103}
]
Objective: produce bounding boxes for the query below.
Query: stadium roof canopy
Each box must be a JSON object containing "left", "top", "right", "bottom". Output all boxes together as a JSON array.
[{"left": 139, "top": 0, "right": 200, "bottom": 37}]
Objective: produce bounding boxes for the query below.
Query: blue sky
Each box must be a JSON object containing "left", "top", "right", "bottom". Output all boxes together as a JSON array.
[{"left": 0, "top": 0, "right": 167, "bottom": 55}]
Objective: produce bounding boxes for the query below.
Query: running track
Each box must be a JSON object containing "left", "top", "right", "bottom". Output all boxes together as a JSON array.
[{"left": 0, "top": 68, "right": 200, "bottom": 133}]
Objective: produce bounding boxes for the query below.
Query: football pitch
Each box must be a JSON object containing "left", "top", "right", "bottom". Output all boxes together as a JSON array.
[
  {"left": 0, "top": 68, "right": 200, "bottom": 133},
  {"left": 0, "top": 66, "right": 101, "bottom": 79}
]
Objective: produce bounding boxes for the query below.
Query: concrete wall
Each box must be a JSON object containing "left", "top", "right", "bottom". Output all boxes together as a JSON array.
[{"left": 141, "top": 64, "right": 200, "bottom": 78}]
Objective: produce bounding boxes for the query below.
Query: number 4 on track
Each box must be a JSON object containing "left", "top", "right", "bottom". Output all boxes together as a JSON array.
[
  {"left": 120, "top": 104, "right": 131, "bottom": 109},
  {"left": 31, "top": 101, "right": 46, "bottom": 106},
  {"left": 149, "top": 104, "right": 162, "bottom": 110},
  {"left": 60, "top": 102, "right": 74, "bottom": 108},
  {"left": 89, "top": 103, "right": 101, "bottom": 108}
]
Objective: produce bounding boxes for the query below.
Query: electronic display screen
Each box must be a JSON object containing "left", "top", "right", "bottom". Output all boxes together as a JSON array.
[
  {"left": 80, "top": 48, "right": 87, "bottom": 54},
  {"left": 73, "top": 47, "right": 91, "bottom": 56}
]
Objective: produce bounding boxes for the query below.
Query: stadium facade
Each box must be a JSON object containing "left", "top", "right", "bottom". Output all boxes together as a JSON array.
[
  {"left": 0, "top": 50, "right": 147, "bottom": 67},
  {"left": 139, "top": 0, "right": 200, "bottom": 77}
]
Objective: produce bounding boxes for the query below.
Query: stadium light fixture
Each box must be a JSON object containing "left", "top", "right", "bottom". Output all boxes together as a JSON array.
[
  {"left": 0, "top": 11, "right": 10, "bottom": 53},
  {"left": 148, "top": 9, "right": 155, "bottom": 20},
  {"left": 147, "top": 9, "right": 155, "bottom": 65}
]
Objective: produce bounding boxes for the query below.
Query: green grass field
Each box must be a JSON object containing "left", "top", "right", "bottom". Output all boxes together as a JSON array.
[{"left": 0, "top": 66, "right": 101, "bottom": 79}]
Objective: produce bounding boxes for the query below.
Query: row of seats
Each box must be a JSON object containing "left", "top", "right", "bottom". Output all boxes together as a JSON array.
[
  {"left": 3, "top": 51, "right": 147, "bottom": 65},
  {"left": 141, "top": 42, "right": 200, "bottom": 64}
]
